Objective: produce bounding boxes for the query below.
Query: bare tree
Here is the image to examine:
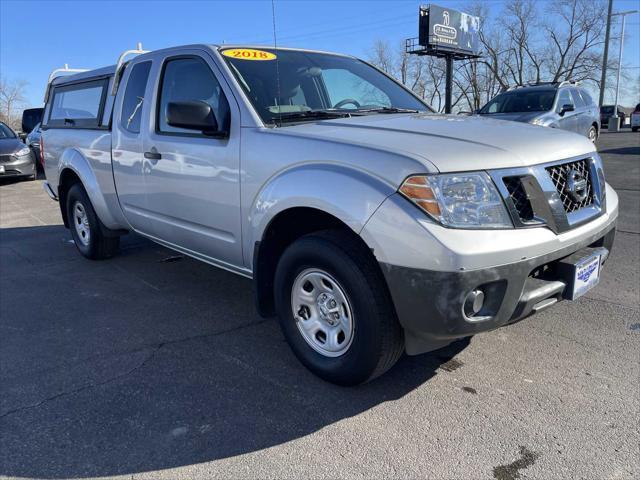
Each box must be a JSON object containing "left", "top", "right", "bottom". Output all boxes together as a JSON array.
[
  {"left": 544, "top": 0, "right": 607, "bottom": 83},
  {"left": 0, "top": 77, "right": 28, "bottom": 130}
]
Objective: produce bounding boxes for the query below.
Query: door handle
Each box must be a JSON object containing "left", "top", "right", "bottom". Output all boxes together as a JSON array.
[{"left": 144, "top": 151, "right": 161, "bottom": 161}]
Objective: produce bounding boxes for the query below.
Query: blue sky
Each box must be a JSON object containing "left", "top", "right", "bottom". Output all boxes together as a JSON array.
[{"left": 1, "top": 0, "right": 639, "bottom": 109}]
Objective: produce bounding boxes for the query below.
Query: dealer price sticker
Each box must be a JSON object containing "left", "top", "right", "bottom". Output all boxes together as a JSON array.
[{"left": 573, "top": 254, "right": 601, "bottom": 299}]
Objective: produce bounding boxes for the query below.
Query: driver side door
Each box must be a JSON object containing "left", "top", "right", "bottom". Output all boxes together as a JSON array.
[{"left": 142, "top": 51, "right": 243, "bottom": 268}]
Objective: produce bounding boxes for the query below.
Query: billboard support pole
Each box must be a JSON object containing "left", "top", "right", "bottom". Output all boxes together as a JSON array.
[{"left": 445, "top": 55, "right": 453, "bottom": 114}]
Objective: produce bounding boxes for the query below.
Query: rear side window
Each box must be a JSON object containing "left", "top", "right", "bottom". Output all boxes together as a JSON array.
[
  {"left": 157, "top": 56, "right": 230, "bottom": 135},
  {"left": 570, "top": 88, "right": 586, "bottom": 108},
  {"left": 579, "top": 89, "right": 594, "bottom": 106},
  {"left": 48, "top": 78, "right": 108, "bottom": 128},
  {"left": 121, "top": 62, "right": 152, "bottom": 134}
]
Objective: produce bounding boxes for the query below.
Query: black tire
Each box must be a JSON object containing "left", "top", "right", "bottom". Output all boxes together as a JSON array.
[
  {"left": 66, "top": 183, "right": 119, "bottom": 260},
  {"left": 31, "top": 148, "right": 41, "bottom": 173},
  {"left": 633, "top": 127, "right": 639, "bottom": 132},
  {"left": 274, "top": 230, "right": 403, "bottom": 386}
]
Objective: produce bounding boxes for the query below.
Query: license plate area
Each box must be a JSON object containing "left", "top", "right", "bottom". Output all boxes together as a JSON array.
[{"left": 557, "top": 247, "right": 607, "bottom": 300}]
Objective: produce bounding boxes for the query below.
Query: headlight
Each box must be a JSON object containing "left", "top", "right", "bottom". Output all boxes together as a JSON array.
[
  {"left": 15, "top": 147, "right": 31, "bottom": 156},
  {"left": 399, "top": 172, "right": 513, "bottom": 229}
]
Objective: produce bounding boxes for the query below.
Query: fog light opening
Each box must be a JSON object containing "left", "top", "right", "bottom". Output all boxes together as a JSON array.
[{"left": 464, "top": 289, "right": 485, "bottom": 317}]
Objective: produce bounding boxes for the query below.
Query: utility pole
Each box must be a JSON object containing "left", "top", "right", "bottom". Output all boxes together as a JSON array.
[
  {"left": 599, "top": 0, "right": 613, "bottom": 109},
  {"left": 609, "top": 9, "right": 638, "bottom": 132}
]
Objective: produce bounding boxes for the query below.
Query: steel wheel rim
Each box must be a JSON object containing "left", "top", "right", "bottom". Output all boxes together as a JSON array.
[
  {"left": 589, "top": 127, "right": 597, "bottom": 142},
  {"left": 73, "top": 201, "right": 90, "bottom": 246},
  {"left": 291, "top": 268, "right": 354, "bottom": 357}
]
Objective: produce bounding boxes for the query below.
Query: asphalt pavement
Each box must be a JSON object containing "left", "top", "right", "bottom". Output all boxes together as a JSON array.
[{"left": 0, "top": 131, "right": 638, "bottom": 480}]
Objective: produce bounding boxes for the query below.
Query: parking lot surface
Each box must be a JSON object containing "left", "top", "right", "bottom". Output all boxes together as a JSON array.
[{"left": 0, "top": 132, "right": 638, "bottom": 480}]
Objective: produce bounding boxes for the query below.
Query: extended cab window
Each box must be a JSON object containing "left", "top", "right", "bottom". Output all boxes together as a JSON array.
[
  {"left": 157, "top": 57, "right": 230, "bottom": 135},
  {"left": 121, "top": 62, "right": 152, "bottom": 134},
  {"left": 48, "top": 78, "right": 108, "bottom": 128}
]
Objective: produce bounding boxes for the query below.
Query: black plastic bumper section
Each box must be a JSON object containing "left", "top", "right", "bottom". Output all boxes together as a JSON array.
[{"left": 381, "top": 223, "right": 616, "bottom": 355}]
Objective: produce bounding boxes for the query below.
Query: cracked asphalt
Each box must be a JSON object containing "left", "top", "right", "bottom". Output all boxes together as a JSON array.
[{"left": 0, "top": 132, "right": 638, "bottom": 480}]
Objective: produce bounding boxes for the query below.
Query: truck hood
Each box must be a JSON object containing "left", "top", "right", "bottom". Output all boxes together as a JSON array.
[{"left": 281, "top": 113, "right": 595, "bottom": 172}]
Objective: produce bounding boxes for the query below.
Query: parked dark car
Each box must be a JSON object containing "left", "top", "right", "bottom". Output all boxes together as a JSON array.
[
  {"left": 478, "top": 81, "right": 600, "bottom": 141},
  {"left": 0, "top": 121, "right": 36, "bottom": 180},
  {"left": 600, "top": 105, "right": 626, "bottom": 129},
  {"left": 25, "top": 122, "right": 42, "bottom": 171}
]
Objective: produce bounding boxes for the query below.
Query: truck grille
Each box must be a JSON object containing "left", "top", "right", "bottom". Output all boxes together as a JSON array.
[
  {"left": 545, "top": 159, "right": 593, "bottom": 213},
  {"left": 503, "top": 176, "right": 534, "bottom": 221}
]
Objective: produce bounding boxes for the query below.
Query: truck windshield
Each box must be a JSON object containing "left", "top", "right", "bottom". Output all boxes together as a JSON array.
[
  {"left": 480, "top": 90, "right": 556, "bottom": 114},
  {"left": 220, "top": 48, "right": 430, "bottom": 124}
]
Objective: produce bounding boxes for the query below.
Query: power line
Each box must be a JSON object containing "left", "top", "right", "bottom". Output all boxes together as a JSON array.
[{"left": 234, "top": 13, "right": 415, "bottom": 45}]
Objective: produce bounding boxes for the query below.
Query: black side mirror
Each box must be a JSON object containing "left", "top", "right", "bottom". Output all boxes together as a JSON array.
[
  {"left": 559, "top": 104, "right": 575, "bottom": 116},
  {"left": 166, "top": 100, "right": 225, "bottom": 137}
]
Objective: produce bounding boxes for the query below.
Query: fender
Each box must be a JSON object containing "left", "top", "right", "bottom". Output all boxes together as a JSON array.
[
  {"left": 58, "top": 148, "right": 129, "bottom": 230},
  {"left": 245, "top": 162, "right": 396, "bottom": 266}
]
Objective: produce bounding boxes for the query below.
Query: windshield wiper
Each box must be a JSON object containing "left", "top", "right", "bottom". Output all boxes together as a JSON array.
[
  {"left": 355, "top": 106, "right": 421, "bottom": 114},
  {"left": 273, "top": 110, "right": 352, "bottom": 124}
]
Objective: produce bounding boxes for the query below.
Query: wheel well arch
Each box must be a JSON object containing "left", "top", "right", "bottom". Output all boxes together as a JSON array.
[
  {"left": 57, "top": 168, "right": 82, "bottom": 228},
  {"left": 253, "top": 206, "right": 376, "bottom": 317}
]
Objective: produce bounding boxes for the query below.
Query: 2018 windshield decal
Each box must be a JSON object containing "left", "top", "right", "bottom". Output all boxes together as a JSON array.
[{"left": 221, "top": 49, "right": 277, "bottom": 61}]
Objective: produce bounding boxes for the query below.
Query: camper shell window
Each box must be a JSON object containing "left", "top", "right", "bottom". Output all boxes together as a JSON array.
[{"left": 47, "top": 77, "right": 110, "bottom": 128}]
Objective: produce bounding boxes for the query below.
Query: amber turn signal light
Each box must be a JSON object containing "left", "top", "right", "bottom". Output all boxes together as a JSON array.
[{"left": 399, "top": 176, "right": 442, "bottom": 217}]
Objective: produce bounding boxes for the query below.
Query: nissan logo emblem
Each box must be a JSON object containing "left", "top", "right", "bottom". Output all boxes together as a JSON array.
[{"left": 565, "top": 169, "right": 588, "bottom": 203}]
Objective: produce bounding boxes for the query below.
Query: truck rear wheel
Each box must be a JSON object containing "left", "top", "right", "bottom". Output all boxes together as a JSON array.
[
  {"left": 274, "top": 230, "right": 403, "bottom": 386},
  {"left": 66, "top": 183, "right": 119, "bottom": 260}
]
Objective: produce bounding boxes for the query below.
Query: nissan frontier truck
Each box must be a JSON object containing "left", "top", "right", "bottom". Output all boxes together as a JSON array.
[{"left": 40, "top": 44, "right": 617, "bottom": 385}]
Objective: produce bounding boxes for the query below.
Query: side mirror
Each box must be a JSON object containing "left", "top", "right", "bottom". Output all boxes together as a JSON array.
[
  {"left": 559, "top": 104, "right": 575, "bottom": 116},
  {"left": 18, "top": 132, "right": 27, "bottom": 142},
  {"left": 166, "top": 100, "right": 225, "bottom": 136}
]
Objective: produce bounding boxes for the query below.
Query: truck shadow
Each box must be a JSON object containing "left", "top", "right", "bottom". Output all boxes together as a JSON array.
[{"left": 0, "top": 225, "right": 470, "bottom": 478}]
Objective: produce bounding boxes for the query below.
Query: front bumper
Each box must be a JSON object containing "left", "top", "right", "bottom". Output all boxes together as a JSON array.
[
  {"left": 361, "top": 180, "right": 619, "bottom": 355},
  {"left": 0, "top": 152, "right": 36, "bottom": 177},
  {"left": 381, "top": 225, "right": 615, "bottom": 354}
]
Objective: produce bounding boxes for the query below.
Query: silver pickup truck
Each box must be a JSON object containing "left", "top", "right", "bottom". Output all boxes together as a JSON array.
[{"left": 41, "top": 44, "right": 618, "bottom": 385}]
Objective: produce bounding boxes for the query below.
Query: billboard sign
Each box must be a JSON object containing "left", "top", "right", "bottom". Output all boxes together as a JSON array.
[{"left": 419, "top": 4, "right": 481, "bottom": 56}]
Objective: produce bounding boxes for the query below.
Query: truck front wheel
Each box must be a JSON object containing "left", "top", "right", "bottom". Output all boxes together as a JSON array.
[
  {"left": 274, "top": 230, "right": 403, "bottom": 386},
  {"left": 66, "top": 183, "right": 119, "bottom": 260}
]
